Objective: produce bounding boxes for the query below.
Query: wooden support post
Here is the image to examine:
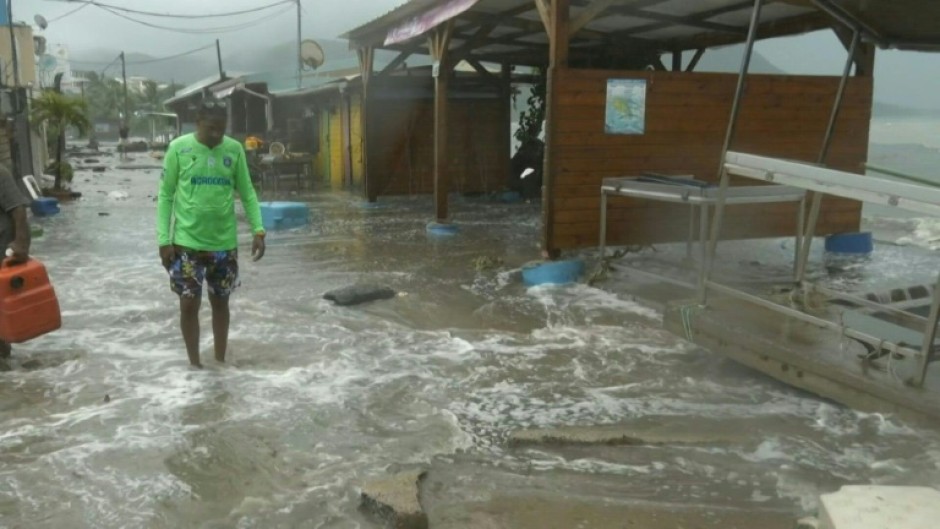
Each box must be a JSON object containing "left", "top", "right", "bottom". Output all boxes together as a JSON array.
[
  {"left": 534, "top": 0, "right": 552, "bottom": 34},
  {"left": 833, "top": 25, "right": 876, "bottom": 77},
  {"left": 429, "top": 23, "right": 454, "bottom": 222},
  {"left": 686, "top": 48, "right": 706, "bottom": 72},
  {"left": 569, "top": 0, "right": 615, "bottom": 37},
  {"left": 672, "top": 50, "right": 682, "bottom": 71},
  {"left": 358, "top": 46, "right": 375, "bottom": 201},
  {"left": 500, "top": 63, "right": 512, "bottom": 196},
  {"left": 542, "top": 0, "right": 569, "bottom": 258}
]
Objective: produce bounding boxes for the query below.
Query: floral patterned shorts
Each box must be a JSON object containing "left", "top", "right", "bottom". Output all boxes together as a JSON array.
[{"left": 168, "top": 247, "right": 240, "bottom": 298}]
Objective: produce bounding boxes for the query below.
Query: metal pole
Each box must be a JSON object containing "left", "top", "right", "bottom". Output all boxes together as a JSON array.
[
  {"left": 599, "top": 190, "right": 608, "bottom": 257},
  {"left": 795, "top": 29, "right": 860, "bottom": 284},
  {"left": 914, "top": 272, "right": 940, "bottom": 387},
  {"left": 7, "top": 0, "right": 19, "bottom": 94},
  {"left": 120, "top": 51, "right": 129, "bottom": 159},
  {"left": 121, "top": 52, "right": 128, "bottom": 119},
  {"left": 700, "top": 0, "right": 764, "bottom": 304},
  {"left": 216, "top": 39, "right": 224, "bottom": 79},
  {"left": 296, "top": 0, "right": 302, "bottom": 89}
]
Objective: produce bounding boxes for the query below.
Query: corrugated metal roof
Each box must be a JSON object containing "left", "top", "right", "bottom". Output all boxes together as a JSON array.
[{"left": 341, "top": 0, "right": 940, "bottom": 65}]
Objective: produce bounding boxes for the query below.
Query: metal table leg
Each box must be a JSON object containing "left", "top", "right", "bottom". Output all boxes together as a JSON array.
[
  {"left": 599, "top": 190, "right": 609, "bottom": 258},
  {"left": 914, "top": 272, "right": 940, "bottom": 387}
]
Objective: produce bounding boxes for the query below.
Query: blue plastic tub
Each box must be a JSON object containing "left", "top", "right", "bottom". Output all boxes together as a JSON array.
[
  {"left": 522, "top": 259, "right": 585, "bottom": 286},
  {"left": 30, "top": 198, "right": 60, "bottom": 217},
  {"left": 426, "top": 221, "right": 459, "bottom": 236},
  {"left": 825, "top": 232, "right": 873, "bottom": 254},
  {"left": 260, "top": 202, "right": 309, "bottom": 231}
]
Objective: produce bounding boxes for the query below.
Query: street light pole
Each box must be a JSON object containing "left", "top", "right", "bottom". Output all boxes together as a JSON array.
[
  {"left": 7, "top": 0, "right": 20, "bottom": 100},
  {"left": 296, "top": 0, "right": 302, "bottom": 89},
  {"left": 120, "top": 51, "right": 129, "bottom": 159}
]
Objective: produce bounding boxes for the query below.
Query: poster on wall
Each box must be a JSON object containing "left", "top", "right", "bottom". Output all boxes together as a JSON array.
[{"left": 605, "top": 79, "right": 647, "bottom": 135}]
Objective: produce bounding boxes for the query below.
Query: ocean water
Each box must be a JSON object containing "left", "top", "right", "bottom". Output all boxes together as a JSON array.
[{"left": 1, "top": 128, "right": 939, "bottom": 527}]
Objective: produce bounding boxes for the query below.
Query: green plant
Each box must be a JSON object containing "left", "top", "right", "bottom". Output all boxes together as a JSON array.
[
  {"left": 514, "top": 68, "right": 547, "bottom": 145},
  {"left": 31, "top": 91, "right": 91, "bottom": 190},
  {"left": 45, "top": 161, "right": 74, "bottom": 184}
]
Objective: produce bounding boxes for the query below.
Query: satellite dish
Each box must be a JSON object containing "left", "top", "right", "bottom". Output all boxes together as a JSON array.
[
  {"left": 300, "top": 39, "right": 325, "bottom": 70},
  {"left": 34, "top": 14, "right": 48, "bottom": 30}
]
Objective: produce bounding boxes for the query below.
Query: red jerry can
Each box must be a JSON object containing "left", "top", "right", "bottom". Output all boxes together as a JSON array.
[{"left": 0, "top": 258, "right": 62, "bottom": 343}]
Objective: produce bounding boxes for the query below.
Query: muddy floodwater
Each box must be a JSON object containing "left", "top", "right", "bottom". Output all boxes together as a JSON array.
[{"left": 2, "top": 152, "right": 940, "bottom": 528}]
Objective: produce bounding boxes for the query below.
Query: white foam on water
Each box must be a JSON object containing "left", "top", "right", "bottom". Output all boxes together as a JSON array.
[{"left": 895, "top": 217, "right": 940, "bottom": 250}]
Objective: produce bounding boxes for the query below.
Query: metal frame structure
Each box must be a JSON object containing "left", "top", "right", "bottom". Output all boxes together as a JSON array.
[
  {"left": 599, "top": 175, "right": 806, "bottom": 290},
  {"left": 700, "top": 0, "right": 940, "bottom": 388}
]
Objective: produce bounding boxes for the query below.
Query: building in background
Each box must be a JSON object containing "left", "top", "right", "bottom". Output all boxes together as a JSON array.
[{"left": 0, "top": 12, "right": 46, "bottom": 179}]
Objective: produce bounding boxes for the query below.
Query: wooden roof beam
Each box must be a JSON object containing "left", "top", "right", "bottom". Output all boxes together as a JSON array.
[
  {"left": 534, "top": 0, "right": 552, "bottom": 34},
  {"left": 569, "top": 0, "right": 675, "bottom": 37},
  {"left": 611, "top": 0, "right": 755, "bottom": 41},
  {"left": 609, "top": 5, "right": 749, "bottom": 35},
  {"left": 670, "top": 11, "right": 832, "bottom": 51}
]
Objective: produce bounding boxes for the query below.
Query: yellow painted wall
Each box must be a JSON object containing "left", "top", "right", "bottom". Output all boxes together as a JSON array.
[
  {"left": 317, "top": 110, "right": 330, "bottom": 184},
  {"left": 329, "top": 105, "right": 343, "bottom": 189},
  {"left": 350, "top": 94, "right": 364, "bottom": 187}
]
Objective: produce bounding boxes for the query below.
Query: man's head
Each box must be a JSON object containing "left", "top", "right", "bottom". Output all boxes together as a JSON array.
[{"left": 195, "top": 100, "right": 228, "bottom": 148}]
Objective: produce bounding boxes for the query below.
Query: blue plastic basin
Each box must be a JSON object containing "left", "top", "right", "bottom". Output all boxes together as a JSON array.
[
  {"left": 522, "top": 259, "right": 585, "bottom": 286},
  {"left": 260, "top": 202, "right": 309, "bottom": 231}
]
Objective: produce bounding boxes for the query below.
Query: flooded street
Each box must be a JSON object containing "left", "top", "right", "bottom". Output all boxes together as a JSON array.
[{"left": 3, "top": 152, "right": 940, "bottom": 528}]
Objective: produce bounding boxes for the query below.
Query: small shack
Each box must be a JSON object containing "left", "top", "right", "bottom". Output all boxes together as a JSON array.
[
  {"left": 343, "top": 0, "right": 876, "bottom": 255},
  {"left": 271, "top": 77, "right": 363, "bottom": 190},
  {"left": 164, "top": 74, "right": 270, "bottom": 140}
]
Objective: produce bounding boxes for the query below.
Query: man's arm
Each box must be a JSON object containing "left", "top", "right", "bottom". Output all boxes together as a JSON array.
[
  {"left": 157, "top": 144, "right": 180, "bottom": 268},
  {"left": 233, "top": 146, "right": 266, "bottom": 261},
  {"left": 0, "top": 164, "right": 30, "bottom": 262},
  {"left": 233, "top": 146, "right": 264, "bottom": 235},
  {"left": 157, "top": 145, "right": 180, "bottom": 247},
  {"left": 7, "top": 206, "right": 30, "bottom": 262}
]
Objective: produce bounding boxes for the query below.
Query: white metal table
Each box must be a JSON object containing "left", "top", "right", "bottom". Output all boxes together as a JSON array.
[{"left": 599, "top": 174, "right": 807, "bottom": 289}]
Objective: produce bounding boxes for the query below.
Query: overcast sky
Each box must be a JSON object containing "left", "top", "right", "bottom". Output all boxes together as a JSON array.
[
  {"left": 16, "top": 0, "right": 402, "bottom": 53},
  {"left": 13, "top": 0, "right": 940, "bottom": 108}
]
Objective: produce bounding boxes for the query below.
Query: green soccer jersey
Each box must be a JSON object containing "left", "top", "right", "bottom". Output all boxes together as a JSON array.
[{"left": 157, "top": 134, "right": 264, "bottom": 251}]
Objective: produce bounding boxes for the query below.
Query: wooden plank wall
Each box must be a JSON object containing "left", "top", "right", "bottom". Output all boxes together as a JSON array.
[
  {"left": 551, "top": 69, "right": 873, "bottom": 251},
  {"left": 367, "top": 95, "right": 509, "bottom": 197}
]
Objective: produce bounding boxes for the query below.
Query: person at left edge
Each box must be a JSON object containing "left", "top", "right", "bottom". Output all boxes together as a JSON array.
[
  {"left": 156, "top": 101, "right": 266, "bottom": 368},
  {"left": 0, "top": 162, "right": 31, "bottom": 359}
]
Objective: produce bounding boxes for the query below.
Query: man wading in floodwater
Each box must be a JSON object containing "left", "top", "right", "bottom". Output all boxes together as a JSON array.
[{"left": 157, "top": 99, "right": 266, "bottom": 368}]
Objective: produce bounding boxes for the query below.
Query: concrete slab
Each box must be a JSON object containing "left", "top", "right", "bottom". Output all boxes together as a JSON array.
[
  {"left": 430, "top": 494, "right": 795, "bottom": 529},
  {"left": 423, "top": 457, "right": 800, "bottom": 529},
  {"left": 359, "top": 470, "right": 428, "bottom": 529},
  {"left": 819, "top": 486, "right": 940, "bottom": 529},
  {"left": 509, "top": 421, "right": 747, "bottom": 447}
]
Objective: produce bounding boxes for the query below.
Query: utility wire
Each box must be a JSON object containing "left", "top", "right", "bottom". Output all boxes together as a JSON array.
[
  {"left": 70, "top": 43, "right": 215, "bottom": 68},
  {"left": 48, "top": 2, "right": 90, "bottom": 22},
  {"left": 45, "top": 0, "right": 294, "bottom": 19},
  {"left": 94, "top": 3, "right": 295, "bottom": 34},
  {"left": 97, "top": 53, "right": 122, "bottom": 77}
]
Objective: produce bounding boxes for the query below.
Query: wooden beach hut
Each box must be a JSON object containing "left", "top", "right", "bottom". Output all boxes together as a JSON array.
[{"left": 343, "top": 0, "right": 877, "bottom": 255}]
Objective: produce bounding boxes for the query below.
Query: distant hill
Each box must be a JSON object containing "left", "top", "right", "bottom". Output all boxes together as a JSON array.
[
  {"left": 692, "top": 47, "right": 785, "bottom": 75},
  {"left": 873, "top": 102, "right": 940, "bottom": 118}
]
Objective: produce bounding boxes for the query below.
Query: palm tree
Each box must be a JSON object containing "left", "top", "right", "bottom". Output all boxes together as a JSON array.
[{"left": 31, "top": 91, "right": 91, "bottom": 190}]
